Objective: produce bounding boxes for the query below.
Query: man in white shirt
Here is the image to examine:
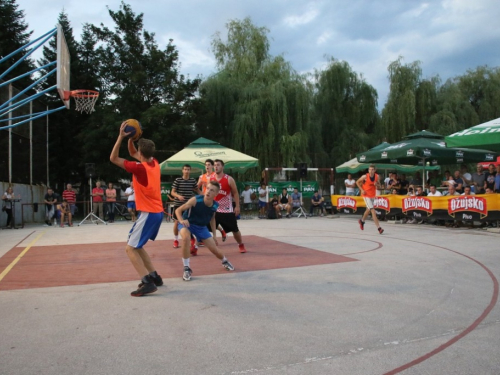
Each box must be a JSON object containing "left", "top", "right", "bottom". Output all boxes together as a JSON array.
[
  {"left": 258, "top": 183, "right": 267, "bottom": 218},
  {"left": 240, "top": 185, "right": 254, "bottom": 211},
  {"left": 344, "top": 173, "right": 356, "bottom": 196},
  {"left": 427, "top": 185, "right": 442, "bottom": 197}
]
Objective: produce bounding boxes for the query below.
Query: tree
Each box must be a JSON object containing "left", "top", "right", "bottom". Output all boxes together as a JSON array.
[
  {"left": 200, "top": 17, "right": 313, "bottom": 173},
  {"left": 0, "top": 0, "right": 34, "bottom": 88},
  {"left": 381, "top": 57, "right": 422, "bottom": 142},
  {"left": 313, "top": 58, "right": 379, "bottom": 166},
  {"left": 80, "top": 1, "right": 201, "bottom": 181}
]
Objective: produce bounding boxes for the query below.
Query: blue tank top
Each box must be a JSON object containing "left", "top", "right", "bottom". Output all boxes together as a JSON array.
[{"left": 182, "top": 195, "right": 219, "bottom": 226}]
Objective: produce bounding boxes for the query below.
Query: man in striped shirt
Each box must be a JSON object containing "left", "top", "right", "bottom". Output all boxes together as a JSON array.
[
  {"left": 62, "top": 183, "right": 77, "bottom": 216},
  {"left": 171, "top": 164, "right": 200, "bottom": 250}
]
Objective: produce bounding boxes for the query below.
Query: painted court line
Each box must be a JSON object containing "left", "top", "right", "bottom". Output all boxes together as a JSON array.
[{"left": 0, "top": 231, "right": 45, "bottom": 283}]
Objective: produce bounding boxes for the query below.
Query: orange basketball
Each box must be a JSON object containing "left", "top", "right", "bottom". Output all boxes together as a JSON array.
[{"left": 124, "top": 119, "right": 142, "bottom": 141}]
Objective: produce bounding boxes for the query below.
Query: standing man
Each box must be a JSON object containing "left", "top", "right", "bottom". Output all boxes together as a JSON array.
[
  {"left": 211, "top": 159, "right": 247, "bottom": 253},
  {"left": 175, "top": 180, "right": 235, "bottom": 281},
  {"left": 92, "top": 181, "right": 104, "bottom": 220},
  {"left": 471, "top": 164, "right": 485, "bottom": 194},
  {"left": 44, "top": 187, "right": 58, "bottom": 226},
  {"left": 171, "top": 164, "right": 200, "bottom": 252},
  {"left": 197, "top": 159, "right": 227, "bottom": 240},
  {"left": 124, "top": 182, "right": 136, "bottom": 222},
  {"left": 356, "top": 164, "right": 384, "bottom": 234},
  {"left": 62, "top": 183, "right": 77, "bottom": 217},
  {"left": 258, "top": 182, "right": 267, "bottom": 218},
  {"left": 110, "top": 121, "right": 164, "bottom": 297},
  {"left": 105, "top": 182, "right": 117, "bottom": 223},
  {"left": 344, "top": 174, "right": 356, "bottom": 196}
]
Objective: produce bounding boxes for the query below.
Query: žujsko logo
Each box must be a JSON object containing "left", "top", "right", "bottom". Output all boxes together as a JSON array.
[
  {"left": 374, "top": 197, "right": 390, "bottom": 212},
  {"left": 402, "top": 197, "right": 432, "bottom": 215},
  {"left": 448, "top": 196, "right": 487, "bottom": 219},
  {"left": 337, "top": 197, "right": 357, "bottom": 212}
]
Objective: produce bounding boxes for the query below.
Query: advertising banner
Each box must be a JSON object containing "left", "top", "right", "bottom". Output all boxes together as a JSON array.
[
  {"left": 236, "top": 181, "right": 319, "bottom": 198},
  {"left": 331, "top": 194, "right": 500, "bottom": 221}
]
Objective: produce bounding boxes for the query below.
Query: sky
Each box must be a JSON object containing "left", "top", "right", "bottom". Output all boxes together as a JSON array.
[{"left": 18, "top": 0, "right": 500, "bottom": 108}]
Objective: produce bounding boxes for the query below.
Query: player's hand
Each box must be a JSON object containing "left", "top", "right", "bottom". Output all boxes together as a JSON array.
[
  {"left": 214, "top": 237, "right": 218, "bottom": 245},
  {"left": 181, "top": 219, "right": 190, "bottom": 228},
  {"left": 119, "top": 122, "right": 131, "bottom": 138},
  {"left": 178, "top": 195, "right": 185, "bottom": 201},
  {"left": 234, "top": 206, "right": 240, "bottom": 216},
  {"left": 360, "top": 189, "right": 365, "bottom": 195}
]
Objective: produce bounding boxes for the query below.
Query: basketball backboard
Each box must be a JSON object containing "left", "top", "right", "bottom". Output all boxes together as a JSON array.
[{"left": 56, "top": 24, "right": 70, "bottom": 109}]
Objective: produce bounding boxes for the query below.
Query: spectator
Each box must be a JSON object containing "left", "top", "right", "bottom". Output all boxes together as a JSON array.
[
  {"left": 124, "top": 182, "right": 136, "bottom": 222},
  {"left": 483, "top": 188, "right": 497, "bottom": 228},
  {"left": 427, "top": 185, "right": 442, "bottom": 196},
  {"left": 416, "top": 186, "right": 427, "bottom": 196},
  {"left": 384, "top": 173, "right": 392, "bottom": 190},
  {"left": 309, "top": 190, "right": 325, "bottom": 216},
  {"left": 441, "top": 170, "right": 451, "bottom": 187},
  {"left": 484, "top": 164, "right": 496, "bottom": 191},
  {"left": 258, "top": 183, "right": 267, "bottom": 218},
  {"left": 461, "top": 164, "right": 472, "bottom": 186},
  {"left": 388, "top": 173, "right": 401, "bottom": 193},
  {"left": 277, "top": 188, "right": 292, "bottom": 218},
  {"left": 410, "top": 172, "right": 423, "bottom": 187},
  {"left": 495, "top": 165, "right": 500, "bottom": 193},
  {"left": 56, "top": 199, "right": 73, "bottom": 227},
  {"left": 344, "top": 173, "right": 356, "bottom": 196},
  {"left": 291, "top": 187, "right": 302, "bottom": 211},
  {"left": 44, "top": 187, "right": 58, "bottom": 226},
  {"left": 453, "top": 170, "right": 464, "bottom": 194},
  {"left": 62, "top": 183, "right": 77, "bottom": 216},
  {"left": 427, "top": 170, "right": 442, "bottom": 189},
  {"left": 268, "top": 194, "right": 279, "bottom": 219},
  {"left": 471, "top": 164, "right": 486, "bottom": 194},
  {"left": 2, "top": 186, "right": 15, "bottom": 228},
  {"left": 105, "top": 182, "right": 117, "bottom": 223},
  {"left": 399, "top": 174, "right": 409, "bottom": 195},
  {"left": 407, "top": 186, "right": 416, "bottom": 196},
  {"left": 92, "top": 181, "right": 104, "bottom": 219},
  {"left": 391, "top": 188, "right": 398, "bottom": 195},
  {"left": 447, "top": 185, "right": 460, "bottom": 196},
  {"left": 461, "top": 186, "right": 475, "bottom": 196},
  {"left": 240, "top": 185, "right": 253, "bottom": 211}
]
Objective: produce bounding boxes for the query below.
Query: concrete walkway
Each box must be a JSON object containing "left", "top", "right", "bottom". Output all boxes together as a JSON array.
[{"left": 0, "top": 216, "right": 499, "bottom": 374}]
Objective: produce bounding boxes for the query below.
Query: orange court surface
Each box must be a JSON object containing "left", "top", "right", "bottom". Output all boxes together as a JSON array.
[{"left": 0, "top": 216, "right": 499, "bottom": 374}]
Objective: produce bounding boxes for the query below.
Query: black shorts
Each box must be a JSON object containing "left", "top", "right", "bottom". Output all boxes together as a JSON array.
[{"left": 215, "top": 212, "right": 239, "bottom": 233}]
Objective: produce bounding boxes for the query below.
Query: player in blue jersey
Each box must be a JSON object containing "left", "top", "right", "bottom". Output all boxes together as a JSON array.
[{"left": 175, "top": 180, "right": 235, "bottom": 281}]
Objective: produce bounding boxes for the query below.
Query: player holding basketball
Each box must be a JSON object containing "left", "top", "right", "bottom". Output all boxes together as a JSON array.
[
  {"left": 110, "top": 121, "right": 164, "bottom": 296},
  {"left": 211, "top": 159, "right": 247, "bottom": 253},
  {"left": 175, "top": 180, "right": 235, "bottom": 281},
  {"left": 197, "top": 159, "right": 227, "bottom": 243},
  {"left": 356, "top": 164, "right": 384, "bottom": 234}
]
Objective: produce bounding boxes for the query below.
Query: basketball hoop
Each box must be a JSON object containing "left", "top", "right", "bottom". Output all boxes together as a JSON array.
[{"left": 70, "top": 90, "right": 99, "bottom": 114}]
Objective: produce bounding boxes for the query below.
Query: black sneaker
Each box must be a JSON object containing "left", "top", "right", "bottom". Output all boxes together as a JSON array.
[
  {"left": 130, "top": 282, "right": 157, "bottom": 297},
  {"left": 378, "top": 227, "right": 384, "bottom": 234},
  {"left": 183, "top": 266, "right": 192, "bottom": 281},
  {"left": 358, "top": 219, "right": 364, "bottom": 230},
  {"left": 137, "top": 274, "right": 163, "bottom": 288},
  {"left": 222, "top": 260, "right": 234, "bottom": 271}
]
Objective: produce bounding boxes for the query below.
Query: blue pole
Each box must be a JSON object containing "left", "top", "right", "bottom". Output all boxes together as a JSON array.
[
  {"left": 0, "top": 61, "right": 56, "bottom": 89},
  {"left": 0, "top": 28, "right": 56, "bottom": 64},
  {"left": 0, "top": 106, "right": 66, "bottom": 131}
]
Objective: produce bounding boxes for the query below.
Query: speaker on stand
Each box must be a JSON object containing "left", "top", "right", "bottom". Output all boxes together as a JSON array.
[{"left": 78, "top": 163, "right": 107, "bottom": 226}]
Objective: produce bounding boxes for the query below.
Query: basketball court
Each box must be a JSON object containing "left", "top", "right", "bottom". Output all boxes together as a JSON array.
[{"left": 0, "top": 217, "right": 499, "bottom": 375}]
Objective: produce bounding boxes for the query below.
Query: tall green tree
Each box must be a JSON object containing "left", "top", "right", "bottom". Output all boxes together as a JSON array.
[
  {"left": 200, "top": 17, "right": 313, "bottom": 172},
  {"left": 82, "top": 1, "right": 201, "bottom": 181},
  {"left": 0, "top": 0, "right": 34, "bottom": 88},
  {"left": 313, "top": 58, "right": 379, "bottom": 166},
  {"left": 381, "top": 57, "right": 422, "bottom": 142}
]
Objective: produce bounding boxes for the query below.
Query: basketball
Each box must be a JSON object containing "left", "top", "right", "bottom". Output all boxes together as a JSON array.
[{"left": 124, "top": 119, "right": 142, "bottom": 141}]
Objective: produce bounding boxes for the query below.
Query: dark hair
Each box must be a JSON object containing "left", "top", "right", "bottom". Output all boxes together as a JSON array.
[
  {"left": 314, "top": 190, "right": 318, "bottom": 193},
  {"left": 208, "top": 180, "right": 220, "bottom": 191},
  {"left": 138, "top": 139, "right": 155, "bottom": 158},
  {"left": 430, "top": 184, "right": 436, "bottom": 188},
  {"left": 205, "top": 159, "right": 214, "bottom": 165},
  {"left": 214, "top": 159, "right": 225, "bottom": 166},
  {"left": 183, "top": 164, "right": 191, "bottom": 169}
]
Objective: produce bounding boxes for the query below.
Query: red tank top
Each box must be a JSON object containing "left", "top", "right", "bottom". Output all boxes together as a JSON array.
[
  {"left": 361, "top": 173, "right": 378, "bottom": 198},
  {"left": 211, "top": 174, "right": 233, "bottom": 213}
]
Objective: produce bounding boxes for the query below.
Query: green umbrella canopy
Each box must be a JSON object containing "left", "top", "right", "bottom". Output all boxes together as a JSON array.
[
  {"left": 160, "top": 137, "right": 259, "bottom": 175},
  {"left": 337, "top": 142, "right": 439, "bottom": 173},
  {"left": 356, "top": 131, "right": 497, "bottom": 165},
  {"left": 445, "top": 117, "right": 500, "bottom": 151}
]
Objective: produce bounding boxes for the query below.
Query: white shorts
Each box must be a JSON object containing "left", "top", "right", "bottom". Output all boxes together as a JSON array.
[{"left": 363, "top": 197, "right": 375, "bottom": 210}]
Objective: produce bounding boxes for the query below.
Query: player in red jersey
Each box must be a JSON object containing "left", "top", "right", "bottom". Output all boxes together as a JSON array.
[{"left": 211, "top": 159, "right": 247, "bottom": 253}]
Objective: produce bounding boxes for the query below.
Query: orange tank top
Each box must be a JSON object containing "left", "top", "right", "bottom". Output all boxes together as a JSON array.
[
  {"left": 133, "top": 159, "right": 163, "bottom": 213},
  {"left": 199, "top": 172, "right": 215, "bottom": 193},
  {"left": 362, "top": 173, "right": 378, "bottom": 198}
]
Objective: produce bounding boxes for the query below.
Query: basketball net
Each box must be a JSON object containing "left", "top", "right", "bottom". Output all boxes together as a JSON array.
[{"left": 71, "top": 90, "right": 99, "bottom": 114}]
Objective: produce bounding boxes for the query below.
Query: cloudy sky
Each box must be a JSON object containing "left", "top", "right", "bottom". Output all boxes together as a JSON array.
[{"left": 18, "top": 0, "right": 500, "bottom": 107}]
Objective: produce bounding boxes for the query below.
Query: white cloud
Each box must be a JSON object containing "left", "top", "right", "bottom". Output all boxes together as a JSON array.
[{"left": 283, "top": 8, "right": 319, "bottom": 27}]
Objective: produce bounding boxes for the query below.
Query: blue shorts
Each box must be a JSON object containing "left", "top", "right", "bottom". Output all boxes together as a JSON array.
[
  {"left": 258, "top": 200, "right": 267, "bottom": 208},
  {"left": 127, "top": 201, "right": 136, "bottom": 210},
  {"left": 178, "top": 223, "right": 212, "bottom": 242},
  {"left": 127, "top": 212, "right": 163, "bottom": 248}
]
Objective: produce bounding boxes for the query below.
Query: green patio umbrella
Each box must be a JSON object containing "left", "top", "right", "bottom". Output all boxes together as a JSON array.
[
  {"left": 160, "top": 137, "right": 259, "bottom": 175},
  {"left": 445, "top": 117, "right": 500, "bottom": 151},
  {"left": 337, "top": 142, "right": 439, "bottom": 173},
  {"left": 356, "top": 130, "right": 497, "bottom": 166}
]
